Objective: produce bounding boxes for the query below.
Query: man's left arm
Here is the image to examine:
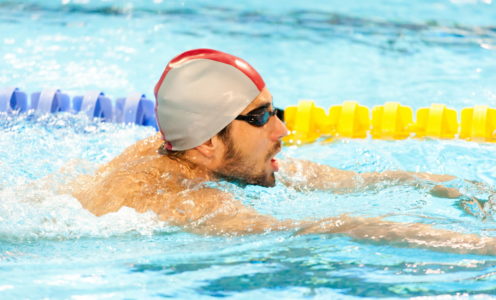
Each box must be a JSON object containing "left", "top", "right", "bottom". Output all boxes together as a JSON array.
[{"left": 167, "top": 187, "right": 496, "bottom": 255}]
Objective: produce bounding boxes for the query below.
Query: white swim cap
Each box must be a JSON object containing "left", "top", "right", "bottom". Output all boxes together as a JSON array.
[{"left": 154, "top": 49, "right": 266, "bottom": 151}]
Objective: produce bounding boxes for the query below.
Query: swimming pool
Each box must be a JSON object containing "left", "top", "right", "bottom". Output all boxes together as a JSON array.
[{"left": 1, "top": 0, "right": 496, "bottom": 298}]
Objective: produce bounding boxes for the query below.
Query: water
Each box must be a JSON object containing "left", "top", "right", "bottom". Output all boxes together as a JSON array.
[{"left": 1, "top": 0, "right": 496, "bottom": 298}]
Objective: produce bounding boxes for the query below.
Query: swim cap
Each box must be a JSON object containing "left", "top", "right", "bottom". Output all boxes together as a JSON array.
[{"left": 154, "top": 49, "right": 266, "bottom": 151}]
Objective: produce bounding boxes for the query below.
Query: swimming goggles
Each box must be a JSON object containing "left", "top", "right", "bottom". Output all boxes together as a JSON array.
[{"left": 235, "top": 107, "right": 284, "bottom": 127}]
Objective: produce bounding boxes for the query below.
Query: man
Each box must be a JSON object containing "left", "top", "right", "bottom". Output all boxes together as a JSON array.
[{"left": 72, "top": 49, "right": 496, "bottom": 255}]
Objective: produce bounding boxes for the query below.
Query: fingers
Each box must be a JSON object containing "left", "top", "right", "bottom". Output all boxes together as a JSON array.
[{"left": 429, "top": 185, "right": 462, "bottom": 198}]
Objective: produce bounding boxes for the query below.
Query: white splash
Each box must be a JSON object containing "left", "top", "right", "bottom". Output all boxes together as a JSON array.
[{"left": 0, "top": 180, "right": 173, "bottom": 241}]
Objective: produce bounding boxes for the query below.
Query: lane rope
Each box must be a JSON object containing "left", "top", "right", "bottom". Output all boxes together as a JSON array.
[{"left": 1, "top": 87, "right": 495, "bottom": 143}]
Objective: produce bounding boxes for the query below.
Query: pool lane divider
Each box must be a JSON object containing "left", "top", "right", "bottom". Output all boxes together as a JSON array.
[
  {"left": 31, "top": 89, "right": 71, "bottom": 113},
  {"left": 115, "top": 93, "right": 156, "bottom": 127},
  {"left": 0, "top": 87, "right": 158, "bottom": 130},
  {"left": 283, "top": 100, "right": 496, "bottom": 144},
  {"left": 0, "top": 87, "right": 28, "bottom": 113},
  {"left": 1, "top": 87, "right": 495, "bottom": 143},
  {"left": 73, "top": 91, "right": 113, "bottom": 122}
]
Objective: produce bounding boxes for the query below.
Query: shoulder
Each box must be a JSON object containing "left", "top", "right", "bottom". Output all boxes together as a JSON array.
[
  {"left": 73, "top": 134, "right": 180, "bottom": 215},
  {"left": 96, "top": 133, "right": 164, "bottom": 175}
]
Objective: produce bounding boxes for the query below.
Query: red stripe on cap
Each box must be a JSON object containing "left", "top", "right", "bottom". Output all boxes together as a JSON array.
[
  {"left": 154, "top": 49, "right": 265, "bottom": 99},
  {"left": 153, "top": 49, "right": 266, "bottom": 144}
]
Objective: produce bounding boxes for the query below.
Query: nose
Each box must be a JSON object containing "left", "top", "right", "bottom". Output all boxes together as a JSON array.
[{"left": 269, "top": 113, "right": 288, "bottom": 141}]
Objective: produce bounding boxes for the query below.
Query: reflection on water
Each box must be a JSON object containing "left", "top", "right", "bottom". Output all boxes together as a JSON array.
[
  {"left": 1, "top": 1, "right": 495, "bottom": 52},
  {"left": 131, "top": 238, "right": 496, "bottom": 298}
]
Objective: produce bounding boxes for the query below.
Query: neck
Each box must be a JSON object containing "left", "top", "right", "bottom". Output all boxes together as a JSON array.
[{"left": 170, "top": 150, "right": 217, "bottom": 182}]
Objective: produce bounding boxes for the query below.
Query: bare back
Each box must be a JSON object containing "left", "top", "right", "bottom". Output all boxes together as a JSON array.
[{"left": 73, "top": 134, "right": 219, "bottom": 223}]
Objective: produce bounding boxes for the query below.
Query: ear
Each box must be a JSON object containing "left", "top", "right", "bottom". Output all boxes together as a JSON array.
[{"left": 194, "top": 136, "right": 223, "bottom": 159}]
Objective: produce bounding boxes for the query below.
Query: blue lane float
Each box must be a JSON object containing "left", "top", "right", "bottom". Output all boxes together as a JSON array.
[
  {"left": 0, "top": 87, "right": 28, "bottom": 113},
  {"left": 73, "top": 91, "right": 113, "bottom": 122},
  {"left": 0, "top": 87, "right": 159, "bottom": 130},
  {"left": 115, "top": 93, "right": 157, "bottom": 129},
  {"left": 31, "top": 89, "right": 71, "bottom": 113}
]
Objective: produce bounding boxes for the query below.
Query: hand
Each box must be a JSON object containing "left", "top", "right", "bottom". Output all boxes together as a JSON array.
[{"left": 429, "top": 184, "right": 462, "bottom": 198}]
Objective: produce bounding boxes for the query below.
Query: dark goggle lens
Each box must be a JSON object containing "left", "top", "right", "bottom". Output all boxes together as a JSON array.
[
  {"left": 259, "top": 111, "right": 271, "bottom": 125},
  {"left": 235, "top": 107, "right": 284, "bottom": 127}
]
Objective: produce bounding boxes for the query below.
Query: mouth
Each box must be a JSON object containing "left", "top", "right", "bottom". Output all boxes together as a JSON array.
[
  {"left": 267, "top": 142, "right": 282, "bottom": 172},
  {"left": 270, "top": 158, "right": 279, "bottom": 172}
]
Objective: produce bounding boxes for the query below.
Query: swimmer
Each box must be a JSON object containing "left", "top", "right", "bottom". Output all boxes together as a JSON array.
[{"left": 72, "top": 49, "right": 496, "bottom": 255}]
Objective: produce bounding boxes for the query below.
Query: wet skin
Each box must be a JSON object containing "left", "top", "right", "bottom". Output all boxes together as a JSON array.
[{"left": 72, "top": 88, "right": 496, "bottom": 255}]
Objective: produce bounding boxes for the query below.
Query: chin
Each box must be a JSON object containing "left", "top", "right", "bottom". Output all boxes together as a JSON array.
[
  {"left": 267, "top": 173, "right": 277, "bottom": 187},
  {"left": 233, "top": 172, "right": 276, "bottom": 188},
  {"left": 255, "top": 172, "right": 276, "bottom": 188},
  {"left": 214, "top": 165, "right": 277, "bottom": 188}
]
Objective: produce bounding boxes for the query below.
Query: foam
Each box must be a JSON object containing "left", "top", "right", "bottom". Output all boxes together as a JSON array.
[{"left": 0, "top": 178, "right": 175, "bottom": 241}]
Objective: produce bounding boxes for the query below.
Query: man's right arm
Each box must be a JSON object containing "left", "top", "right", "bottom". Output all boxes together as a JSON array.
[{"left": 278, "top": 158, "right": 463, "bottom": 198}]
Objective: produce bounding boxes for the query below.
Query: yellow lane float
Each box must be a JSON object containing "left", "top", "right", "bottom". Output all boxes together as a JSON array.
[
  {"left": 371, "top": 102, "right": 414, "bottom": 140},
  {"left": 415, "top": 104, "right": 458, "bottom": 139},
  {"left": 283, "top": 100, "right": 496, "bottom": 145},
  {"left": 328, "top": 101, "right": 370, "bottom": 138},
  {"left": 460, "top": 105, "right": 496, "bottom": 142},
  {"left": 283, "top": 100, "right": 331, "bottom": 145}
]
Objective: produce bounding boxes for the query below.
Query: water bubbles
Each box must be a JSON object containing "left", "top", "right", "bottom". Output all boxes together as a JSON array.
[
  {"left": 0, "top": 112, "right": 164, "bottom": 241},
  {"left": 0, "top": 181, "right": 172, "bottom": 241}
]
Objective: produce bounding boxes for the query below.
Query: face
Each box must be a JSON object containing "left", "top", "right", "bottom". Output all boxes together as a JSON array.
[{"left": 213, "top": 88, "right": 288, "bottom": 187}]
